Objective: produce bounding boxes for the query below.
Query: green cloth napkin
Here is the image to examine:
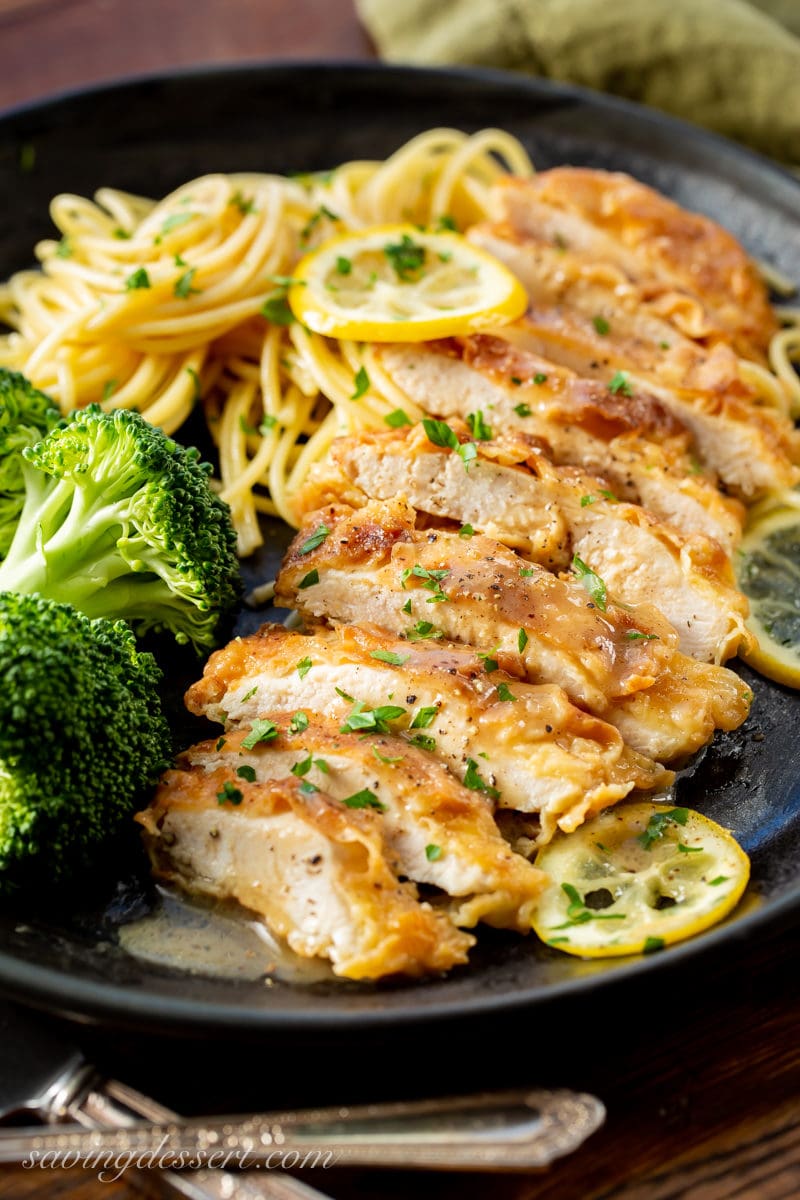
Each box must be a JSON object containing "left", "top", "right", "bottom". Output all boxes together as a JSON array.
[{"left": 356, "top": 0, "right": 800, "bottom": 164}]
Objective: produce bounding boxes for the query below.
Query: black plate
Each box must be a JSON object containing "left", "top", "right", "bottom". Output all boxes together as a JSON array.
[{"left": 0, "top": 63, "right": 799, "bottom": 1034}]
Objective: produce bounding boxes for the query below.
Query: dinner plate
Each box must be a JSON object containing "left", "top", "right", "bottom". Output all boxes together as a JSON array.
[{"left": 0, "top": 63, "right": 799, "bottom": 1034}]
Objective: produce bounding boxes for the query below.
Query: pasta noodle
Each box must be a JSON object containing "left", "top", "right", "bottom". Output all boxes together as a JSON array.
[{"left": 0, "top": 127, "right": 797, "bottom": 556}]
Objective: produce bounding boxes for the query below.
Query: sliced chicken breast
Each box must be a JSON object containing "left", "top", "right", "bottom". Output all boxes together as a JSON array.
[
  {"left": 186, "top": 623, "right": 672, "bottom": 843},
  {"left": 276, "top": 500, "right": 752, "bottom": 761},
  {"left": 307, "top": 424, "right": 749, "bottom": 662},
  {"left": 377, "top": 339, "right": 744, "bottom": 550},
  {"left": 493, "top": 171, "right": 778, "bottom": 363},
  {"left": 137, "top": 772, "right": 472, "bottom": 980},
  {"left": 467, "top": 229, "right": 799, "bottom": 496},
  {"left": 163, "top": 718, "right": 547, "bottom": 933}
]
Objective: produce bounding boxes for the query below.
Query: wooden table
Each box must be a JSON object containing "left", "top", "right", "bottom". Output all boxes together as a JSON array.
[{"left": 0, "top": 2, "right": 798, "bottom": 1198}]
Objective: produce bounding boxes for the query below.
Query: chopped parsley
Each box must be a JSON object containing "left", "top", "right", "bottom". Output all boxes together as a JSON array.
[
  {"left": 236, "top": 765, "right": 257, "bottom": 783},
  {"left": 296, "top": 657, "right": 313, "bottom": 681},
  {"left": 342, "top": 788, "right": 387, "bottom": 811},
  {"left": 401, "top": 598, "right": 412, "bottom": 615},
  {"left": 299, "top": 524, "right": 330, "bottom": 555},
  {"left": 638, "top": 807, "right": 689, "bottom": 851},
  {"left": 519, "top": 567, "right": 536, "bottom": 578},
  {"left": 677, "top": 842, "right": 702, "bottom": 854},
  {"left": 372, "top": 745, "right": 403, "bottom": 765},
  {"left": 351, "top": 366, "right": 370, "bottom": 400},
  {"left": 161, "top": 211, "right": 195, "bottom": 235},
  {"left": 384, "top": 408, "right": 413, "bottom": 428},
  {"left": 463, "top": 757, "right": 500, "bottom": 800},
  {"left": 518, "top": 628, "right": 529, "bottom": 653},
  {"left": 340, "top": 700, "right": 406, "bottom": 734},
  {"left": 215, "top": 736, "right": 227, "bottom": 751},
  {"left": 405, "top": 620, "right": 444, "bottom": 641},
  {"left": 572, "top": 555, "right": 608, "bottom": 611},
  {"left": 261, "top": 289, "right": 295, "bottom": 326},
  {"left": 510, "top": 376, "right": 523, "bottom": 387},
  {"left": 496, "top": 682, "right": 517, "bottom": 702},
  {"left": 300, "top": 205, "right": 340, "bottom": 246},
  {"left": 466, "top": 410, "right": 493, "bottom": 441},
  {"left": 291, "top": 751, "right": 329, "bottom": 779},
  {"left": 384, "top": 233, "right": 426, "bottom": 280},
  {"left": 240, "top": 685, "right": 258, "bottom": 703},
  {"left": 513, "top": 402, "right": 532, "bottom": 417},
  {"left": 124, "top": 267, "right": 151, "bottom": 291},
  {"left": 643, "top": 936, "right": 665, "bottom": 954},
  {"left": 549, "top": 883, "right": 627, "bottom": 929},
  {"left": 174, "top": 268, "right": 200, "bottom": 299},
  {"left": 458, "top": 524, "right": 475, "bottom": 538},
  {"left": 533, "top": 373, "right": 548, "bottom": 385},
  {"left": 409, "top": 732, "right": 436, "bottom": 751},
  {"left": 625, "top": 630, "right": 660, "bottom": 641},
  {"left": 709, "top": 875, "right": 730, "bottom": 886},
  {"left": 410, "top": 706, "right": 438, "bottom": 729},
  {"left": 370, "top": 649, "right": 409, "bottom": 666},
  {"left": 401, "top": 563, "right": 450, "bottom": 604},
  {"left": 217, "top": 781, "right": 243, "bottom": 806},
  {"left": 608, "top": 370, "right": 633, "bottom": 397},
  {"left": 231, "top": 191, "right": 256, "bottom": 215},
  {"left": 434, "top": 214, "right": 458, "bottom": 232},
  {"left": 298, "top": 568, "right": 319, "bottom": 589},
  {"left": 592, "top": 315, "right": 610, "bottom": 335},
  {"left": 478, "top": 648, "right": 500, "bottom": 673},
  {"left": 289, "top": 711, "right": 309, "bottom": 734},
  {"left": 421, "top": 418, "right": 478, "bottom": 471},
  {"left": 241, "top": 719, "right": 279, "bottom": 749},
  {"left": 336, "top": 255, "right": 352, "bottom": 275},
  {"left": 425, "top": 843, "right": 443, "bottom": 861},
  {"left": 55, "top": 237, "right": 72, "bottom": 259}
]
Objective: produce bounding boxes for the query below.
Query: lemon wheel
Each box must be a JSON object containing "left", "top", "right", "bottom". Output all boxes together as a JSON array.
[
  {"left": 735, "top": 497, "right": 800, "bottom": 689},
  {"left": 288, "top": 224, "right": 528, "bottom": 341},
  {"left": 531, "top": 802, "right": 750, "bottom": 958}
]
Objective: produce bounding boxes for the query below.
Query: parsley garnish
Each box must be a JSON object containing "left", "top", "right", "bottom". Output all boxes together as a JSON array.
[
  {"left": 401, "top": 564, "right": 450, "bottom": 604},
  {"left": 384, "top": 408, "right": 413, "bottom": 428},
  {"left": 519, "top": 566, "right": 536, "bottom": 578},
  {"left": 342, "top": 788, "right": 387, "bottom": 811},
  {"left": 410, "top": 706, "right": 438, "bottom": 729},
  {"left": 625, "top": 630, "right": 660, "bottom": 641},
  {"left": 370, "top": 649, "right": 409, "bottom": 666},
  {"left": 434, "top": 214, "right": 457, "bottom": 232},
  {"left": 291, "top": 751, "right": 329, "bottom": 779},
  {"left": 231, "top": 191, "right": 256, "bottom": 215},
  {"left": 401, "top": 598, "right": 412, "bottom": 615},
  {"left": 236, "top": 765, "right": 257, "bottom": 783},
  {"left": 351, "top": 366, "right": 370, "bottom": 400},
  {"left": 643, "top": 936, "right": 665, "bottom": 954},
  {"left": 174, "top": 268, "right": 200, "bottom": 299},
  {"left": 409, "top": 733, "right": 436, "bottom": 751},
  {"left": 463, "top": 758, "right": 500, "bottom": 800},
  {"left": 300, "top": 205, "right": 339, "bottom": 245},
  {"left": 638, "top": 807, "right": 689, "bottom": 851},
  {"left": 124, "top": 267, "right": 151, "bottom": 291},
  {"left": 296, "top": 657, "right": 313, "bottom": 679},
  {"left": 340, "top": 701, "right": 406, "bottom": 734},
  {"left": 496, "top": 682, "right": 517, "bottom": 702},
  {"left": 466, "top": 410, "right": 493, "bottom": 441},
  {"left": 261, "top": 290, "right": 295, "bottom": 326},
  {"left": 608, "top": 370, "right": 633, "bottom": 397},
  {"left": 384, "top": 233, "right": 426, "bottom": 280},
  {"left": 513, "top": 402, "right": 532, "bottom": 417},
  {"left": 372, "top": 745, "right": 403, "bottom": 765},
  {"left": 709, "top": 875, "right": 730, "bottom": 886},
  {"left": 215, "top": 736, "right": 227, "bottom": 751},
  {"left": 161, "top": 211, "right": 195, "bottom": 235},
  {"left": 298, "top": 569, "right": 319, "bottom": 589},
  {"left": 217, "top": 781, "right": 243, "bottom": 806},
  {"left": 336, "top": 255, "right": 352, "bottom": 275},
  {"left": 533, "top": 373, "right": 548, "bottom": 385},
  {"left": 478, "top": 648, "right": 500, "bottom": 673},
  {"left": 510, "top": 376, "right": 523, "bottom": 386},
  {"left": 425, "top": 843, "right": 443, "bottom": 861},
  {"left": 549, "top": 883, "right": 627, "bottom": 929},
  {"left": 592, "top": 315, "right": 610, "bottom": 335},
  {"left": 241, "top": 719, "right": 279, "bottom": 749},
  {"left": 299, "top": 524, "right": 330, "bottom": 555},
  {"left": 518, "top": 628, "right": 529, "bottom": 653},
  {"left": 421, "top": 418, "right": 477, "bottom": 471},
  {"left": 240, "top": 685, "right": 258, "bottom": 703},
  {"left": 677, "top": 842, "right": 702, "bottom": 854},
  {"left": 55, "top": 237, "right": 72, "bottom": 259},
  {"left": 458, "top": 524, "right": 475, "bottom": 538},
  {"left": 289, "top": 711, "right": 309, "bottom": 734},
  {"left": 406, "top": 620, "right": 444, "bottom": 641},
  {"left": 572, "top": 555, "right": 608, "bottom": 611}
]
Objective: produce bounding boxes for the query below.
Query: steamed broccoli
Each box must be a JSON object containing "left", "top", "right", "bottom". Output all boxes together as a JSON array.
[
  {"left": 0, "top": 592, "right": 172, "bottom": 892},
  {"left": 0, "top": 404, "right": 241, "bottom": 651},
  {"left": 0, "top": 369, "right": 62, "bottom": 559}
]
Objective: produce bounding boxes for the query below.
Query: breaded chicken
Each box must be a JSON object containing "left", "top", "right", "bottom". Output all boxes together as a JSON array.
[
  {"left": 492, "top": 172, "right": 778, "bottom": 363},
  {"left": 137, "top": 772, "right": 472, "bottom": 980},
  {"left": 186, "top": 623, "right": 672, "bottom": 843},
  {"left": 276, "top": 500, "right": 752, "bottom": 760},
  {"left": 376, "top": 338, "right": 744, "bottom": 550},
  {"left": 158, "top": 717, "right": 547, "bottom": 933},
  {"left": 304, "top": 424, "right": 749, "bottom": 662},
  {"left": 467, "top": 229, "right": 799, "bottom": 496}
]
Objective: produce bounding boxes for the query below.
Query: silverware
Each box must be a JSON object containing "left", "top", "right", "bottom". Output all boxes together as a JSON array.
[
  {"left": 0, "top": 999, "right": 331, "bottom": 1200},
  {"left": 0, "top": 999, "right": 605, "bottom": 1179}
]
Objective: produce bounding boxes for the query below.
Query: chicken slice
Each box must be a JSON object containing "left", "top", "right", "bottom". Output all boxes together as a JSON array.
[
  {"left": 186, "top": 623, "right": 671, "bottom": 843},
  {"left": 306, "top": 424, "right": 749, "bottom": 663},
  {"left": 137, "top": 772, "right": 473, "bottom": 980},
  {"left": 376, "top": 338, "right": 744, "bottom": 551},
  {"left": 275, "top": 500, "right": 752, "bottom": 761},
  {"left": 161, "top": 717, "right": 547, "bottom": 933},
  {"left": 493, "top": 172, "right": 778, "bottom": 362},
  {"left": 468, "top": 227, "right": 799, "bottom": 497}
]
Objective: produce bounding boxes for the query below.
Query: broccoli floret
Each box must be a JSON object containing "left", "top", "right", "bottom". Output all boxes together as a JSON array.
[
  {"left": 0, "top": 592, "right": 172, "bottom": 892},
  {"left": 0, "top": 404, "right": 241, "bottom": 651},
  {"left": 0, "top": 369, "right": 61, "bottom": 559}
]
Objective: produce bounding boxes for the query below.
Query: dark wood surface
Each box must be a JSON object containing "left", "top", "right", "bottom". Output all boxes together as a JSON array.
[{"left": 0, "top": 3, "right": 798, "bottom": 1199}]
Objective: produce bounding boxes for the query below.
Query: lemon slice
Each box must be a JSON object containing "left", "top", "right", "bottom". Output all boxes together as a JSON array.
[
  {"left": 735, "top": 496, "right": 800, "bottom": 688},
  {"left": 288, "top": 224, "right": 528, "bottom": 341},
  {"left": 531, "top": 802, "right": 750, "bottom": 958}
]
